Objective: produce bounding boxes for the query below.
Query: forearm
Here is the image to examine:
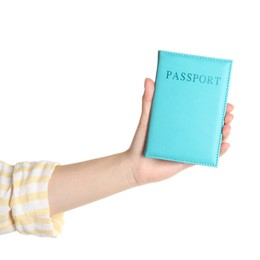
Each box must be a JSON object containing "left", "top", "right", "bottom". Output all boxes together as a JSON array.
[{"left": 48, "top": 151, "right": 137, "bottom": 216}]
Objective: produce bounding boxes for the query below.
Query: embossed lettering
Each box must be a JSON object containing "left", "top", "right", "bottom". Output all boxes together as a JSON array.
[
  {"left": 172, "top": 72, "right": 179, "bottom": 80},
  {"left": 165, "top": 70, "right": 221, "bottom": 86},
  {"left": 193, "top": 74, "right": 199, "bottom": 82},
  {"left": 187, "top": 73, "right": 192, "bottom": 82},
  {"left": 199, "top": 75, "right": 207, "bottom": 84},
  {"left": 166, "top": 70, "right": 172, "bottom": 79},
  {"left": 180, "top": 72, "right": 186, "bottom": 81},
  {"left": 207, "top": 76, "right": 213, "bottom": 84},
  {"left": 215, "top": 77, "right": 221, "bottom": 85}
]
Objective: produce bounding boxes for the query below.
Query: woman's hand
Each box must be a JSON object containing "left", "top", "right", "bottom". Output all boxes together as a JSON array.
[{"left": 127, "top": 78, "right": 234, "bottom": 185}]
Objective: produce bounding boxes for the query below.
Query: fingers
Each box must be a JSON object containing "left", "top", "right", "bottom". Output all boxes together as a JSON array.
[
  {"left": 223, "top": 103, "right": 234, "bottom": 140},
  {"left": 220, "top": 103, "right": 234, "bottom": 156},
  {"left": 222, "top": 124, "right": 231, "bottom": 140},
  {"left": 220, "top": 142, "right": 230, "bottom": 156},
  {"left": 226, "top": 103, "right": 234, "bottom": 113},
  {"left": 224, "top": 103, "right": 234, "bottom": 124},
  {"left": 224, "top": 113, "right": 233, "bottom": 124}
]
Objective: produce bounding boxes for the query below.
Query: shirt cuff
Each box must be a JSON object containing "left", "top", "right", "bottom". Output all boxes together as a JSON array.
[{"left": 10, "top": 161, "right": 64, "bottom": 237}]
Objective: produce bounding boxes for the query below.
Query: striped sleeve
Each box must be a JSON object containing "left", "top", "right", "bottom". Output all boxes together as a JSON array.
[{"left": 0, "top": 160, "right": 64, "bottom": 237}]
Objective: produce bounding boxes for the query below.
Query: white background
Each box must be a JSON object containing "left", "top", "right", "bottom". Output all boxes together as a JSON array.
[{"left": 0, "top": 0, "right": 259, "bottom": 259}]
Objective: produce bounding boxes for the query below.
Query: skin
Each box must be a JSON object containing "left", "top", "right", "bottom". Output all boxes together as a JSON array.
[{"left": 48, "top": 78, "right": 234, "bottom": 216}]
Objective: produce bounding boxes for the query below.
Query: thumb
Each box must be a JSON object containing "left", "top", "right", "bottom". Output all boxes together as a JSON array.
[
  {"left": 130, "top": 78, "right": 155, "bottom": 154},
  {"left": 141, "top": 78, "right": 155, "bottom": 126}
]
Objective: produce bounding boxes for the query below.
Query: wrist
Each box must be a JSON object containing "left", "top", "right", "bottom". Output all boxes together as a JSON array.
[
  {"left": 122, "top": 149, "right": 146, "bottom": 187},
  {"left": 119, "top": 151, "right": 139, "bottom": 189}
]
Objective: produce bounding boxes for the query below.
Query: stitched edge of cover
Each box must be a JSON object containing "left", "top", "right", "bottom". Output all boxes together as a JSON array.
[
  {"left": 144, "top": 153, "right": 217, "bottom": 167},
  {"left": 159, "top": 50, "right": 232, "bottom": 63},
  {"left": 145, "top": 50, "right": 233, "bottom": 167},
  {"left": 215, "top": 59, "right": 232, "bottom": 166}
]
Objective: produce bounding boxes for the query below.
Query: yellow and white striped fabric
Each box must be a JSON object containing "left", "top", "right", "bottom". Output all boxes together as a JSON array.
[{"left": 0, "top": 160, "right": 64, "bottom": 237}]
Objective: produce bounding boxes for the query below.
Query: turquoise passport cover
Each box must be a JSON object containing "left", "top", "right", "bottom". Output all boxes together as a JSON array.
[{"left": 144, "top": 50, "right": 232, "bottom": 167}]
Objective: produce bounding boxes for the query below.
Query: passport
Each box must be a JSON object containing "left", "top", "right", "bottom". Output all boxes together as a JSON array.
[{"left": 144, "top": 50, "right": 232, "bottom": 167}]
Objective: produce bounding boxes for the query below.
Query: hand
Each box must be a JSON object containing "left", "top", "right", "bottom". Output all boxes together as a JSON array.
[{"left": 126, "top": 78, "right": 234, "bottom": 185}]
